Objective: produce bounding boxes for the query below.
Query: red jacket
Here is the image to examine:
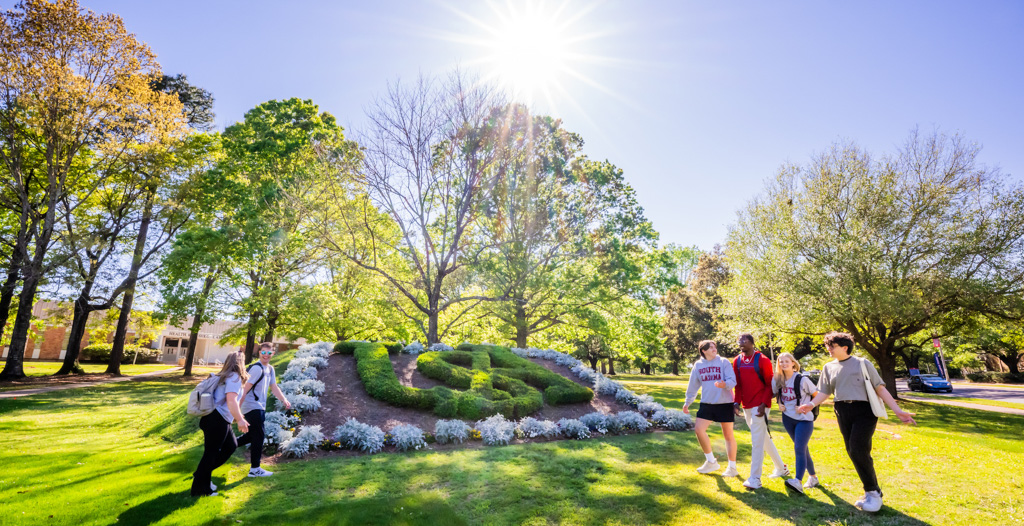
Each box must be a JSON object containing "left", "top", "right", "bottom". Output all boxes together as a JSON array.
[{"left": 732, "top": 352, "right": 774, "bottom": 409}]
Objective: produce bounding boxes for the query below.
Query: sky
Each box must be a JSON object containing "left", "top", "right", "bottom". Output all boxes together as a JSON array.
[{"left": 75, "top": 0, "right": 1024, "bottom": 251}]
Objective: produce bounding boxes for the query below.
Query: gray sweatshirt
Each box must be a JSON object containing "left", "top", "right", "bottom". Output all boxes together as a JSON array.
[{"left": 685, "top": 356, "right": 737, "bottom": 406}]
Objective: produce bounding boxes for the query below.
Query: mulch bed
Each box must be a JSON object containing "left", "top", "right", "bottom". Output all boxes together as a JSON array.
[{"left": 273, "top": 353, "right": 641, "bottom": 461}]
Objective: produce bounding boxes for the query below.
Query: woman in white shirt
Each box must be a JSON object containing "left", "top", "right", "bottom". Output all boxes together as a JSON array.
[
  {"left": 191, "top": 351, "right": 249, "bottom": 497},
  {"left": 772, "top": 352, "right": 818, "bottom": 494}
]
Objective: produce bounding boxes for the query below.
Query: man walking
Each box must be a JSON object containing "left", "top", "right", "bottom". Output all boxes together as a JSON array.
[
  {"left": 733, "top": 333, "right": 788, "bottom": 489},
  {"left": 237, "top": 342, "right": 291, "bottom": 477}
]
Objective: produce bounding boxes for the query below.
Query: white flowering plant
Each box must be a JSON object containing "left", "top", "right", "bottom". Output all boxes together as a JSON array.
[
  {"left": 475, "top": 414, "right": 515, "bottom": 446},
  {"left": 557, "top": 418, "right": 591, "bottom": 440},
  {"left": 389, "top": 424, "right": 427, "bottom": 451},
  {"left": 281, "top": 425, "right": 324, "bottom": 458},
  {"left": 434, "top": 419, "right": 472, "bottom": 444}
]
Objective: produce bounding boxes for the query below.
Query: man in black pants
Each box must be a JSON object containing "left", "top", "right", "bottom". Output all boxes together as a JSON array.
[
  {"left": 798, "top": 332, "right": 916, "bottom": 513},
  {"left": 237, "top": 342, "right": 291, "bottom": 477}
]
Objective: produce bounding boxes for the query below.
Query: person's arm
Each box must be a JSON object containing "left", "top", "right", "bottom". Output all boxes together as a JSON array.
[
  {"left": 271, "top": 382, "right": 292, "bottom": 411},
  {"left": 719, "top": 358, "right": 737, "bottom": 389},
  {"left": 683, "top": 364, "right": 701, "bottom": 413},
  {"left": 797, "top": 391, "right": 829, "bottom": 414},
  {"left": 876, "top": 384, "right": 917, "bottom": 424},
  {"left": 732, "top": 358, "right": 743, "bottom": 415},
  {"left": 227, "top": 391, "right": 249, "bottom": 433}
]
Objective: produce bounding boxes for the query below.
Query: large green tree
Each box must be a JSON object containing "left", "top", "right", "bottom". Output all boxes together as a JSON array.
[{"left": 723, "top": 130, "right": 1024, "bottom": 396}]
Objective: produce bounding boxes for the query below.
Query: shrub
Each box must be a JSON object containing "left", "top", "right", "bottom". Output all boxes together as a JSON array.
[
  {"left": 594, "top": 376, "right": 624, "bottom": 396},
  {"left": 334, "top": 341, "right": 366, "bottom": 355},
  {"left": 289, "top": 393, "right": 321, "bottom": 413},
  {"left": 580, "top": 412, "right": 609, "bottom": 434},
  {"left": 652, "top": 409, "right": 694, "bottom": 431},
  {"left": 264, "top": 425, "right": 294, "bottom": 445},
  {"left": 476, "top": 414, "right": 515, "bottom": 446},
  {"left": 604, "top": 413, "right": 624, "bottom": 434},
  {"left": 281, "top": 425, "right": 324, "bottom": 458},
  {"left": 615, "top": 411, "right": 652, "bottom": 433},
  {"left": 637, "top": 401, "right": 664, "bottom": 417},
  {"left": 571, "top": 364, "right": 598, "bottom": 383},
  {"left": 333, "top": 417, "right": 386, "bottom": 454},
  {"left": 417, "top": 351, "right": 476, "bottom": 388},
  {"left": 967, "top": 371, "right": 1024, "bottom": 383},
  {"left": 517, "top": 417, "right": 559, "bottom": 439},
  {"left": 389, "top": 424, "right": 427, "bottom": 451},
  {"left": 434, "top": 419, "right": 472, "bottom": 444},
  {"left": 557, "top": 418, "right": 591, "bottom": 440},
  {"left": 381, "top": 341, "right": 404, "bottom": 354},
  {"left": 297, "top": 342, "right": 332, "bottom": 359},
  {"left": 79, "top": 343, "right": 142, "bottom": 363},
  {"left": 265, "top": 410, "right": 299, "bottom": 429},
  {"left": 404, "top": 342, "right": 425, "bottom": 355},
  {"left": 429, "top": 343, "right": 454, "bottom": 352},
  {"left": 279, "top": 378, "right": 326, "bottom": 397}
]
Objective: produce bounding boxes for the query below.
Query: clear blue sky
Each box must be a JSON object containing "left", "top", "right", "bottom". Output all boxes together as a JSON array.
[{"left": 80, "top": 0, "right": 1024, "bottom": 250}]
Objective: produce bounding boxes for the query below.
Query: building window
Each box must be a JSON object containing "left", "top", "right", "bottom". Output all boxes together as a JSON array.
[{"left": 165, "top": 338, "right": 179, "bottom": 348}]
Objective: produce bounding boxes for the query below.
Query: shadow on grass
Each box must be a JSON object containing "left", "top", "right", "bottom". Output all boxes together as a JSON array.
[
  {"left": 118, "top": 490, "right": 202, "bottom": 526},
  {"left": 226, "top": 494, "right": 468, "bottom": 526}
]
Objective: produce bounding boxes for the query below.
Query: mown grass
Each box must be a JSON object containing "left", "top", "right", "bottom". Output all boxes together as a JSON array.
[
  {"left": 1, "top": 364, "right": 1021, "bottom": 525},
  {"left": 20, "top": 361, "right": 180, "bottom": 377}
]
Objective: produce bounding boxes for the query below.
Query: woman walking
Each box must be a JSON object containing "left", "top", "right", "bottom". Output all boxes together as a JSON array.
[
  {"left": 191, "top": 351, "right": 249, "bottom": 497},
  {"left": 772, "top": 352, "right": 818, "bottom": 494},
  {"left": 683, "top": 340, "right": 739, "bottom": 476},
  {"left": 798, "top": 331, "right": 916, "bottom": 512}
]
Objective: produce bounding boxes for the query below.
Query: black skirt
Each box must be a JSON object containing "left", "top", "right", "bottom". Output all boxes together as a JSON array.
[{"left": 695, "top": 402, "right": 735, "bottom": 423}]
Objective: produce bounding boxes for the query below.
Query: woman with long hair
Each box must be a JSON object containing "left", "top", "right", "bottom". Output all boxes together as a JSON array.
[
  {"left": 772, "top": 352, "right": 818, "bottom": 494},
  {"left": 683, "top": 340, "right": 739, "bottom": 476},
  {"left": 191, "top": 351, "right": 249, "bottom": 497}
]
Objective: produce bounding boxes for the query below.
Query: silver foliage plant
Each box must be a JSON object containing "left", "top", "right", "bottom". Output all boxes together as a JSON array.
[
  {"left": 403, "top": 342, "right": 425, "bottom": 355},
  {"left": 428, "top": 343, "right": 454, "bottom": 352},
  {"left": 637, "top": 401, "right": 665, "bottom": 417},
  {"left": 389, "top": 424, "right": 427, "bottom": 451},
  {"left": 288, "top": 393, "right": 321, "bottom": 413},
  {"left": 475, "top": 414, "right": 515, "bottom": 446},
  {"left": 281, "top": 425, "right": 324, "bottom": 458},
  {"left": 333, "top": 417, "right": 386, "bottom": 454},
  {"left": 652, "top": 409, "right": 694, "bottom": 431},
  {"left": 557, "top": 418, "right": 591, "bottom": 440},
  {"left": 517, "top": 417, "right": 558, "bottom": 439},
  {"left": 279, "top": 378, "right": 326, "bottom": 397},
  {"left": 580, "top": 412, "right": 609, "bottom": 434},
  {"left": 266, "top": 342, "right": 333, "bottom": 448},
  {"left": 434, "top": 419, "right": 471, "bottom": 444},
  {"left": 615, "top": 411, "right": 652, "bottom": 433}
]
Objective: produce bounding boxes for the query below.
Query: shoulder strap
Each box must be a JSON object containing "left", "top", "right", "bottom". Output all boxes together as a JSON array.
[
  {"left": 793, "top": 372, "right": 804, "bottom": 404},
  {"left": 753, "top": 352, "right": 767, "bottom": 386},
  {"left": 246, "top": 364, "right": 265, "bottom": 401}
]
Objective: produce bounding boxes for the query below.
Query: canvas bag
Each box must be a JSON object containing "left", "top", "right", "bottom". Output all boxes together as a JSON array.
[
  {"left": 187, "top": 374, "right": 221, "bottom": 417},
  {"left": 860, "top": 358, "right": 888, "bottom": 419}
]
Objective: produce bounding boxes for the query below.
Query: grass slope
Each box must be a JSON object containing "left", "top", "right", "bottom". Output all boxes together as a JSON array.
[{"left": 0, "top": 366, "right": 1021, "bottom": 525}]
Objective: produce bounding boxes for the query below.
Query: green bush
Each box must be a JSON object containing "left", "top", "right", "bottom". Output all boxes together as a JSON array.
[
  {"left": 333, "top": 341, "right": 349, "bottom": 354},
  {"left": 967, "top": 371, "right": 1024, "bottom": 383},
  {"left": 382, "top": 342, "right": 403, "bottom": 354},
  {"left": 480, "top": 345, "right": 593, "bottom": 405},
  {"left": 80, "top": 343, "right": 142, "bottom": 363}
]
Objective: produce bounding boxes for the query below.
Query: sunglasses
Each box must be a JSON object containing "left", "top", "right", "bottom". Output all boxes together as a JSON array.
[{"left": 260, "top": 350, "right": 273, "bottom": 355}]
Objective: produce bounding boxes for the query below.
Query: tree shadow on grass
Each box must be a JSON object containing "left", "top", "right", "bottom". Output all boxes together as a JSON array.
[
  {"left": 223, "top": 494, "right": 468, "bottom": 526},
  {"left": 715, "top": 477, "right": 934, "bottom": 525},
  {"left": 118, "top": 490, "right": 204, "bottom": 526}
]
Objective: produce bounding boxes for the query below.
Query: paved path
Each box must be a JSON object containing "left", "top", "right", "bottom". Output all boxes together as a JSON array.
[
  {"left": 898, "top": 393, "right": 1024, "bottom": 416},
  {"left": 896, "top": 380, "right": 1024, "bottom": 404},
  {"left": 0, "top": 367, "right": 183, "bottom": 399}
]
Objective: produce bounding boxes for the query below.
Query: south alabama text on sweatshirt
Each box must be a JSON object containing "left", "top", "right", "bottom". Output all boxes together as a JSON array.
[{"left": 684, "top": 356, "right": 737, "bottom": 407}]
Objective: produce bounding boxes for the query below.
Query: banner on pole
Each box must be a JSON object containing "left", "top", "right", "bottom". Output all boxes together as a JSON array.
[{"left": 933, "top": 352, "right": 947, "bottom": 380}]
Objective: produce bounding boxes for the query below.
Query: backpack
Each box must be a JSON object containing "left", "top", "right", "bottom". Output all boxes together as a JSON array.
[
  {"left": 187, "top": 374, "right": 221, "bottom": 417},
  {"left": 247, "top": 363, "right": 266, "bottom": 402},
  {"left": 776, "top": 372, "right": 819, "bottom": 421},
  {"left": 735, "top": 352, "right": 768, "bottom": 387}
]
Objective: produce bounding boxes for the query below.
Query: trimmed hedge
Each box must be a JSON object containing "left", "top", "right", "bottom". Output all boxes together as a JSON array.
[
  {"left": 80, "top": 343, "right": 144, "bottom": 363},
  {"left": 335, "top": 340, "right": 403, "bottom": 355},
  {"left": 472, "top": 344, "right": 594, "bottom": 405}
]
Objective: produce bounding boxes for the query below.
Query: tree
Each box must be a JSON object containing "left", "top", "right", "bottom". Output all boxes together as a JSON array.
[
  {"left": 661, "top": 247, "right": 730, "bottom": 374},
  {"left": 723, "top": 130, "right": 1024, "bottom": 397},
  {"left": 0, "top": 0, "right": 185, "bottom": 379},
  {"left": 319, "top": 74, "right": 505, "bottom": 344}
]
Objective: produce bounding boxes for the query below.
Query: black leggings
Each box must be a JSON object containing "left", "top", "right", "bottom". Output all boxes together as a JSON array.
[
  {"left": 236, "top": 409, "right": 266, "bottom": 468},
  {"left": 191, "top": 412, "right": 237, "bottom": 496},
  {"left": 834, "top": 401, "right": 880, "bottom": 493}
]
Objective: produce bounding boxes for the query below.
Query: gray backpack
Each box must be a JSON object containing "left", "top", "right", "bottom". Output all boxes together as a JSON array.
[{"left": 187, "top": 374, "right": 221, "bottom": 417}]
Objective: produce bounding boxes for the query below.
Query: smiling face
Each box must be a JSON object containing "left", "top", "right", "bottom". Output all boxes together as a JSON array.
[
  {"left": 702, "top": 342, "right": 718, "bottom": 360},
  {"left": 778, "top": 354, "right": 797, "bottom": 373},
  {"left": 258, "top": 345, "right": 274, "bottom": 364}
]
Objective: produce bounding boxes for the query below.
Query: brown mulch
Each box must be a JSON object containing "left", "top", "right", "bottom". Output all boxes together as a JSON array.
[{"left": 273, "top": 353, "right": 639, "bottom": 461}]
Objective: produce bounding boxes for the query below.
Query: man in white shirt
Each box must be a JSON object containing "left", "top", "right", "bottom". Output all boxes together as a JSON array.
[{"left": 237, "top": 342, "right": 291, "bottom": 477}]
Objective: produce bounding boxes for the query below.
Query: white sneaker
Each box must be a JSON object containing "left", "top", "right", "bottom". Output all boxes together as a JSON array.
[
  {"left": 696, "top": 460, "right": 721, "bottom": 474},
  {"left": 860, "top": 490, "right": 883, "bottom": 512},
  {"left": 785, "top": 478, "right": 805, "bottom": 495},
  {"left": 210, "top": 482, "right": 217, "bottom": 491},
  {"left": 803, "top": 475, "right": 819, "bottom": 489},
  {"left": 742, "top": 477, "right": 762, "bottom": 490},
  {"left": 722, "top": 465, "right": 739, "bottom": 477},
  {"left": 768, "top": 465, "right": 790, "bottom": 479},
  {"left": 855, "top": 493, "right": 868, "bottom": 508},
  {"left": 248, "top": 467, "right": 273, "bottom": 477}
]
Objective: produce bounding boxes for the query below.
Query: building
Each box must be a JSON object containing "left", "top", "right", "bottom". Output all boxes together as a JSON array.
[{"left": 1, "top": 301, "right": 304, "bottom": 365}]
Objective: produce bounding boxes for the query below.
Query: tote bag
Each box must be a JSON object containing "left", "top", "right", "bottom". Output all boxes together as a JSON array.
[{"left": 860, "top": 358, "right": 888, "bottom": 419}]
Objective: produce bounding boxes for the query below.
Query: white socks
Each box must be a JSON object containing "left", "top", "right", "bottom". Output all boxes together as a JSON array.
[
  {"left": 704, "top": 453, "right": 716, "bottom": 462},
  {"left": 728, "top": 460, "right": 737, "bottom": 468}
]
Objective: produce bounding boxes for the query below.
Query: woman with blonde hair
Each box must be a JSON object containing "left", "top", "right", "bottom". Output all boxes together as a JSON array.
[
  {"left": 191, "top": 350, "right": 249, "bottom": 497},
  {"left": 772, "top": 352, "right": 819, "bottom": 494}
]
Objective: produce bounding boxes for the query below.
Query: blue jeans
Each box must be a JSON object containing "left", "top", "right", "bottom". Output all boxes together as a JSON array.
[{"left": 782, "top": 414, "right": 816, "bottom": 480}]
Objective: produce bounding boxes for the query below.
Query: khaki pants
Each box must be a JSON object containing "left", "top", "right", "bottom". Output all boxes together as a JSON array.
[{"left": 743, "top": 407, "right": 785, "bottom": 480}]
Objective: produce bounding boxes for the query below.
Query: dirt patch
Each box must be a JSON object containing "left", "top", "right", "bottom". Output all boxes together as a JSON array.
[{"left": 271, "top": 352, "right": 639, "bottom": 462}]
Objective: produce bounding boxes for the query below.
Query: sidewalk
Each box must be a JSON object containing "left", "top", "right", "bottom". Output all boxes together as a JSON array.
[
  {"left": 949, "top": 379, "right": 1024, "bottom": 389},
  {"left": 0, "top": 367, "right": 183, "bottom": 399},
  {"left": 901, "top": 393, "right": 1024, "bottom": 416}
]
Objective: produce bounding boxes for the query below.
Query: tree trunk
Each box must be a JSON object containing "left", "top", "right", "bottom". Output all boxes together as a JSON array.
[
  {"left": 999, "top": 353, "right": 1022, "bottom": 375},
  {"left": 0, "top": 250, "right": 23, "bottom": 347},
  {"left": 55, "top": 294, "right": 92, "bottom": 375},
  {"left": 873, "top": 346, "right": 899, "bottom": 399},
  {"left": 514, "top": 299, "right": 528, "bottom": 348},
  {"left": 427, "top": 310, "right": 439, "bottom": 345},
  {"left": 108, "top": 197, "right": 154, "bottom": 375},
  {"left": 671, "top": 360, "right": 679, "bottom": 376},
  {"left": 262, "top": 309, "right": 279, "bottom": 344},
  {"left": 0, "top": 274, "right": 41, "bottom": 380},
  {"left": 244, "top": 310, "right": 261, "bottom": 364},
  {"left": 184, "top": 274, "right": 216, "bottom": 376},
  {"left": 587, "top": 354, "right": 598, "bottom": 369},
  {"left": 600, "top": 361, "right": 606, "bottom": 374},
  {"left": 607, "top": 358, "right": 616, "bottom": 375}
]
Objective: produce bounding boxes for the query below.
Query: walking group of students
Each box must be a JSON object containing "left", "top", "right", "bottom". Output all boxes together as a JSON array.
[
  {"left": 190, "top": 342, "right": 292, "bottom": 497},
  {"left": 683, "top": 332, "right": 917, "bottom": 513}
]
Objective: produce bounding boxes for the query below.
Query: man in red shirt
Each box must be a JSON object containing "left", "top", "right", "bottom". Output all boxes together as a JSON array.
[{"left": 733, "top": 333, "right": 788, "bottom": 489}]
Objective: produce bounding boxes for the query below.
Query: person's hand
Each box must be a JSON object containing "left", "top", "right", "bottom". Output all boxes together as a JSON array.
[
  {"left": 733, "top": 404, "right": 743, "bottom": 416},
  {"left": 714, "top": 380, "right": 726, "bottom": 388},
  {"left": 237, "top": 418, "right": 249, "bottom": 434},
  {"left": 895, "top": 409, "right": 917, "bottom": 425},
  {"left": 797, "top": 404, "right": 813, "bottom": 414},
  {"left": 755, "top": 403, "right": 766, "bottom": 418},
  {"left": 284, "top": 400, "right": 292, "bottom": 411},
  {"left": 682, "top": 405, "right": 690, "bottom": 414}
]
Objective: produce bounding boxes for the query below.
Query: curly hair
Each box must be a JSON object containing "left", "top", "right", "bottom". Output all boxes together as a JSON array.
[{"left": 823, "top": 331, "right": 855, "bottom": 351}]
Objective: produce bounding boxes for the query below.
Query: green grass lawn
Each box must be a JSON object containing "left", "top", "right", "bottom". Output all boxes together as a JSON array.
[
  {"left": 902, "top": 391, "right": 1024, "bottom": 411},
  {"left": 19, "top": 361, "right": 179, "bottom": 377},
  {"left": 1, "top": 359, "right": 1021, "bottom": 525}
]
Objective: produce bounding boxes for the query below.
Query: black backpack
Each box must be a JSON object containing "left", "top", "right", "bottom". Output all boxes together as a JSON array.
[
  {"left": 247, "top": 363, "right": 266, "bottom": 401},
  {"left": 776, "top": 372, "right": 819, "bottom": 421}
]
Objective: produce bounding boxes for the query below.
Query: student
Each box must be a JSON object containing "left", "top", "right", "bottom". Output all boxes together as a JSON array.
[
  {"left": 797, "top": 331, "right": 916, "bottom": 513},
  {"left": 733, "top": 333, "right": 788, "bottom": 489},
  {"left": 191, "top": 351, "right": 249, "bottom": 497},
  {"left": 772, "top": 352, "right": 818, "bottom": 494},
  {"left": 237, "top": 342, "right": 292, "bottom": 477},
  {"left": 683, "top": 340, "right": 739, "bottom": 476}
]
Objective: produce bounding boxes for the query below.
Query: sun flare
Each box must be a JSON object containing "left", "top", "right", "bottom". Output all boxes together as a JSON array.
[{"left": 485, "top": 3, "right": 572, "bottom": 102}]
